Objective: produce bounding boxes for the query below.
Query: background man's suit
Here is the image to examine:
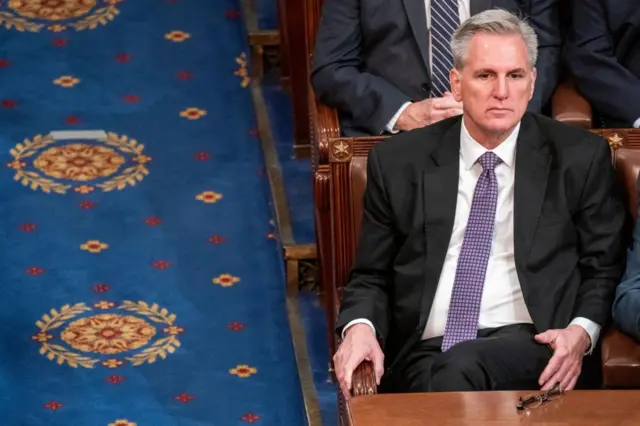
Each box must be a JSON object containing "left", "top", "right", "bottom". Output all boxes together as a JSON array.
[
  {"left": 613, "top": 183, "right": 640, "bottom": 341},
  {"left": 337, "top": 113, "right": 626, "bottom": 386},
  {"left": 565, "top": 0, "right": 640, "bottom": 128},
  {"left": 311, "top": 0, "right": 562, "bottom": 136}
]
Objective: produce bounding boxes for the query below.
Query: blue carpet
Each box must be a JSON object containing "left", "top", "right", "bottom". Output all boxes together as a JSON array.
[
  {"left": 256, "top": 0, "right": 278, "bottom": 30},
  {"left": 0, "top": 0, "right": 306, "bottom": 425},
  {"left": 262, "top": 78, "right": 315, "bottom": 245}
]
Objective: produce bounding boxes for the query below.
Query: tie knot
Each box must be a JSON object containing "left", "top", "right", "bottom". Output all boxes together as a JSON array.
[{"left": 478, "top": 152, "right": 502, "bottom": 171}]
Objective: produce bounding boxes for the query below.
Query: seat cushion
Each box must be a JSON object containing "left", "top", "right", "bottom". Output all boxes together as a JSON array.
[
  {"left": 601, "top": 329, "right": 640, "bottom": 388},
  {"left": 614, "top": 148, "right": 640, "bottom": 220}
]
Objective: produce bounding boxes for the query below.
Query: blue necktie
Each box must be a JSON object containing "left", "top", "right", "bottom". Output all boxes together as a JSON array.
[{"left": 430, "top": 0, "right": 459, "bottom": 97}]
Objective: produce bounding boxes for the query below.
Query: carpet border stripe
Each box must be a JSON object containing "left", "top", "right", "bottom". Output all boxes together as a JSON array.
[{"left": 240, "top": 2, "right": 324, "bottom": 422}]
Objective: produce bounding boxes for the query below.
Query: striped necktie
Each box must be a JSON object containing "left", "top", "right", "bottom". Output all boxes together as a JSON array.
[{"left": 430, "top": 0, "right": 459, "bottom": 97}]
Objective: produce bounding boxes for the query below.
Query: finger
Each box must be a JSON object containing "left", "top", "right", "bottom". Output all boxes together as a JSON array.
[
  {"left": 538, "top": 353, "right": 562, "bottom": 386},
  {"left": 563, "top": 373, "right": 579, "bottom": 392},
  {"left": 430, "top": 97, "right": 452, "bottom": 109},
  {"left": 446, "top": 108, "right": 463, "bottom": 117},
  {"left": 554, "top": 357, "right": 572, "bottom": 380},
  {"left": 535, "top": 330, "right": 556, "bottom": 345},
  {"left": 541, "top": 355, "right": 573, "bottom": 390},
  {"left": 432, "top": 97, "right": 462, "bottom": 110},
  {"left": 371, "top": 349, "right": 385, "bottom": 385},
  {"left": 343, "top": 365, "right": 353, "bottom": 397},
  {"left": 559, "top": 362, "right": 581, "bottom": 391},
  {"left": 342, "top": 352, "right": 366, "bottom": 396},
  {"left": 558, "top": 371, "right": 574, "bottom": 392},
  {"left": 541, "top": 370, "right": 565, "bottom": 391},
  {"left": 340, "top": 378, "right": 351, "bottom": 401},
  {"left": 431, "top": 108, "right": 460, "bottom": 122},
  {"left": 334, "top": 355, "right": 351, "bottom": 400}
]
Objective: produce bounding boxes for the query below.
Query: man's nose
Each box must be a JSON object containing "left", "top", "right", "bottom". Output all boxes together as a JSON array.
[{"left": 492, "top": 77, "right": 509, "bottom": 99}]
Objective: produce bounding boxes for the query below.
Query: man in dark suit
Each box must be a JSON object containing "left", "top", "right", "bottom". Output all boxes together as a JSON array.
[
  {"left": 613, "top": 199, "right": 640, "bottom": 341},
  {"left": 565, "top": 0, "right": 640, "bottom": 128},
  {"left": 333, "top": 9, "right": 626, "bottom": 397},
  {"left": 311, "top": 0, "right": 562, "bottom": 136}
]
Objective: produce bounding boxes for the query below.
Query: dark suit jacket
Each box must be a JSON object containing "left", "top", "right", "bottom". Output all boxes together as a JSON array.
[
  {"left": 311, "top": 0, "right": 562, "bottom": 136},
  {"left": 337, "top": 113, "right": 626, "bottom": 373},
  {"left": 565, "top": 0, "right": 640, "bottom": 127},
  {"left": 613, "top": 183, "right": 640, "bottom": 341}
]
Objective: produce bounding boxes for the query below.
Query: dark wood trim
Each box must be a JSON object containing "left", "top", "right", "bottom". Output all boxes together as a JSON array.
[
  {"left": 281, "top": 0, "right": 311, "bottom": 152},
  {"left": 285, "top": 243, "right": 317, "bottom": 260},
  {"left": 248, "top": 30, "right": 280, "bottom": 47}
]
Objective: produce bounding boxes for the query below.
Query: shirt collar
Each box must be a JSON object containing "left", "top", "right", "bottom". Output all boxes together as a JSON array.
[{"left": 460, "top": 119, "right": 520, "bottom": 170}]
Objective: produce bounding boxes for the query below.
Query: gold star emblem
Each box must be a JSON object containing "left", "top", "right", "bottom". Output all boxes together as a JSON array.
[
  {"left": 334, "top": 141, "right": 348, "bottom": 154},
  {"left": 331, "top": 140, "right": 352, "bottom": 161},
  {"left": 608, "top": 132, "right": 624, "bottom": 149}
]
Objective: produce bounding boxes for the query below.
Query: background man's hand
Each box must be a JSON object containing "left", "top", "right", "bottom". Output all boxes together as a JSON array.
[
  {"left": 394, "top": 92, "right": 463, "bottom": 132},
  {"left": 333, "top": 324, "right": 384, "bottom": 400},
  {"left": 535, "top": 325, "right": 591, "bottom": 391}
]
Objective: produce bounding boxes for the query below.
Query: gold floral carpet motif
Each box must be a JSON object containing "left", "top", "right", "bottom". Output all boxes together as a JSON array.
[
  {"left": 0, "top": 0, "right": 121, "bottom": 32},
  {"left": 33, "top": 301, "right": 182, "bottom": 368},
  {"left": 7, "top": 133, "right": 150, "bottom": 194}
]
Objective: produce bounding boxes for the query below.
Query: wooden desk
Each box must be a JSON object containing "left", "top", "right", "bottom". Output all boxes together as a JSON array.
[{"left": 347, "top": 390, "right": 640, "bottom": 425}]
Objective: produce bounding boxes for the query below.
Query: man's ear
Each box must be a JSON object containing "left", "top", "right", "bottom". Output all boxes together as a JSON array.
[{"left": 450, "top": 68, "right": 462, "bottom": 102}]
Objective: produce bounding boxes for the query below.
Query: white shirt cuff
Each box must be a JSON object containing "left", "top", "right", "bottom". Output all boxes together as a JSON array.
[
  {"left": 341, "top": 318, "right": 376, "bottom": 339},
  {"left": 569, "top": 317, "right": 601, "bottom": 355},
  {"left": 384, "top": 102, "right": 412, "bottom": 134},
  {"left": 633, "top": 117, "right": 640, "bottom": 128}
]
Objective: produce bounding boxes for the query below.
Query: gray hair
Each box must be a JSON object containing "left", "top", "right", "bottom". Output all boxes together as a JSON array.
[{"left": 450, "top": 9, "right": 538, "bottom": 69}]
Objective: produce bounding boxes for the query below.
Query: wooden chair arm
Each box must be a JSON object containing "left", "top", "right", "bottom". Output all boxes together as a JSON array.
[
  {"left": 309, "top": 83, "right": 340, "bottom": 169},
  {"left": 551, "top": 77, "right": 592, "bottom": 129},
  {"left": 316, "top": 102, "right": 340, "bottom": 138},
  {"left": 601, "top": 328, "right": 640, "bottom": 388},
  {"left": 351, "top": 360, "right": 378, "bottom": 397}
]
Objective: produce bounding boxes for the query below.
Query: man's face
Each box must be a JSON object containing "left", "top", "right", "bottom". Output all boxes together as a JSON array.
[{"left": 450, "top": 33, "right": 536, "bottom": 136}]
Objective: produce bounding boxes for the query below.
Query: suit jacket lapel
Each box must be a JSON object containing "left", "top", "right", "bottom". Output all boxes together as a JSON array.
[
  {"left": 419, "top": 120, "right": 460, "bottom": 330},
  {"left": 403, "top": 0, "right": 430, "bottom": 70},
  {"left": 513, "top": 114, "right": 551, "bottom": 277},
  {"left": 471, "top": 0, "right": 493, "bottom": 16}
]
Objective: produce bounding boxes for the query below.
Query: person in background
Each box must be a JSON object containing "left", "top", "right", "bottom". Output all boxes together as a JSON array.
[
  {"left": 565, "top": 0, "right": 640, "bottom": 128},
  {"left": 311, "top": 0, "right": 562, "bottom": 136},
  {"left": 613, "top": 196, "right": 640, "bottom": 341}
]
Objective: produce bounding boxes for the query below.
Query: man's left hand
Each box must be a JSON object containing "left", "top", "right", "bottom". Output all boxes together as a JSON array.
[{"left": 535, "top": 325, "right": 591, "bottom": 391}]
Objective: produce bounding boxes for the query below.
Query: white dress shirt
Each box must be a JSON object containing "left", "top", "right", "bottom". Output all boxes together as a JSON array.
[
  {"left": 385, "top": 0, "right": 471, "bottom": 133},
  {"left": 344, "top": 120, "right": 600, "bottom": 354}
]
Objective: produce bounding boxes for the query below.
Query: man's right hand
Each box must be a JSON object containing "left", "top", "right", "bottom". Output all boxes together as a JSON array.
[
  {"left": 394, "top": 92, "right": 463, "bottom": 132},
  {"left": 333, "top": 323, "right": 385, "bottom": 400}
]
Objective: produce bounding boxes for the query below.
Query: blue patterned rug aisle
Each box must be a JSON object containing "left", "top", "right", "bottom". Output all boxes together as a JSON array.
[{"left": 0, "top": 1, "right": 306, "bottom": 425}]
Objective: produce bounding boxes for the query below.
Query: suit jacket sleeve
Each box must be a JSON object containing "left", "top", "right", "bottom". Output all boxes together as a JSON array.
[
  {"left": 311, "top": 0, "right": 412, "bottom": 135},
  {"left": 572, "top": 136, "right": 626, "bottom": 326},
  {"left": 613, "top": 204, "right": 640, "bottom": 341},
  {"left": 335, "top": 148, "right": 396, "bottom": 344},
  {"left": 524, "top": 0, "right": 562, "bottom": 112},
  {"left": 565, "top": 0, "right": 640, "bottom": 125}
]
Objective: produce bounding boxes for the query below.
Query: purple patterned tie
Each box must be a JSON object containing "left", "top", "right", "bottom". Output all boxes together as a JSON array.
[{"left": 441, "top": 152, "right": 502, "bottom": 351}]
